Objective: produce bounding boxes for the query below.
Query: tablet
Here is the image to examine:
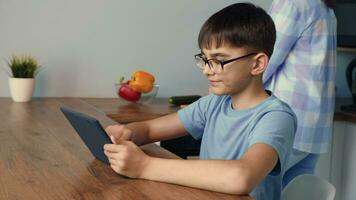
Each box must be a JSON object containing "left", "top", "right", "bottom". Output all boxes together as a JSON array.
[{"left": 60, "top": 106, "right": 112, "bottom": 164}]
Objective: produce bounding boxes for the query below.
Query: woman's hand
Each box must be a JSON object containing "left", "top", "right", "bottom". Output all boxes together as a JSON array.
[{"left": 104, "top": 140, "right": 151, "bottom": 178}]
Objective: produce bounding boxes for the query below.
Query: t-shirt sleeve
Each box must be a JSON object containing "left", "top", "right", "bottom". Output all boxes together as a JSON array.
[
  {"left": 248, "top": 111, "right": 296, "bottom": 175},
  {"left": 177, "top": 95, "right": 214, "bottom": 140}
]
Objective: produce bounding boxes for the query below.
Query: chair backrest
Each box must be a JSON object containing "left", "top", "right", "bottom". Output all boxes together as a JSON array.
[{"left": 281, "top": 174, "right": 336, "bottom": 200}]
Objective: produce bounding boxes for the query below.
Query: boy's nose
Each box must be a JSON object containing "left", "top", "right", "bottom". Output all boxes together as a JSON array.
[{"left": 202, "top": 64, "right": 215, "bottom": 76}]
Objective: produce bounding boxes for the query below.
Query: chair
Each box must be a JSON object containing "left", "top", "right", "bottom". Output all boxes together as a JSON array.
[{"left": 281, "top": 174, "right": 336, "bottom": 200}]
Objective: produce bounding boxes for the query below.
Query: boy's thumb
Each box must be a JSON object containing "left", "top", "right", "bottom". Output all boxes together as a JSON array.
[{"left": 110, "top": 136, "right": 117, "bottom": 144}]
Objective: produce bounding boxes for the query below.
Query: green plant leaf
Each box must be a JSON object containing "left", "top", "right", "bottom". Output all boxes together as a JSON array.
[{"left": 7, "top": 55, "right": 40, "bottom": 78}]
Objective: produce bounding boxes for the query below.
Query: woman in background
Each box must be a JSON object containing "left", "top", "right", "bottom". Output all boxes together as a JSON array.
[{"left": 264, "top": 0, "right": 336, "bottom": 186}]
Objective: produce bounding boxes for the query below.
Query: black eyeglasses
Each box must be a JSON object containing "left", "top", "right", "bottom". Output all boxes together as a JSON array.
[{"left": 194, "top": 52, "right": 257, "bottom": 74}]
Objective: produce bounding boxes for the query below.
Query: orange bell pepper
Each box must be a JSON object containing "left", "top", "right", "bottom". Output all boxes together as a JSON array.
[{"left": 129, "top": 70, "right": 155, "bottom": 93}]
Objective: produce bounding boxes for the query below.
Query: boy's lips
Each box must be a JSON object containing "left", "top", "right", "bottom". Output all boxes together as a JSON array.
[{"left": 208, "top": 79, "right": 221, "bottom": 86}]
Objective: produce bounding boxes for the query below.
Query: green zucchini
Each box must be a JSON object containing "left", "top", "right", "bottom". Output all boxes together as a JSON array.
[{"left": 168, "top": 95, "right": 201, "bottom": 105}]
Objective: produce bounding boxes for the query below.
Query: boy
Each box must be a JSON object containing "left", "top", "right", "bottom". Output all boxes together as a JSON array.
[{"left": 104, "top": 3, "right": 296, "bottom": 199}]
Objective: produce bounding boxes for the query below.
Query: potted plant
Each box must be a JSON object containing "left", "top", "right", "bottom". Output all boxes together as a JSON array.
[{"left": 6, "top": 55, "right": 41, "bottom": 102}]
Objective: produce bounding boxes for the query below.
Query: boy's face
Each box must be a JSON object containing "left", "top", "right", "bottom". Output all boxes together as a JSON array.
[{"left": 200, "top": 45, "right": 258, "bottom": 96}]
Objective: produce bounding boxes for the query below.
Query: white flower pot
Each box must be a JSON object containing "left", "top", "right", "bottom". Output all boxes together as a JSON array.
[{"left": 9, "top": 77, "right": 35, "bottom": 102}]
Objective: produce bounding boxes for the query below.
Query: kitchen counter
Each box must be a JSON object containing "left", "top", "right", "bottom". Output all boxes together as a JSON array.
[{"left": 334, "top": 98, "right": 356, "bottom": 123}]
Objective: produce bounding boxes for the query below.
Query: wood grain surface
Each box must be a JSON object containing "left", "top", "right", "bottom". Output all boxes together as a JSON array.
[{"left": 0, "top": 98, "right": 251, "bottom": 200}]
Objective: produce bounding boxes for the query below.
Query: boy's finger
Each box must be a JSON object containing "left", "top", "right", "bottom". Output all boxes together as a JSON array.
[
  {"left": 104, "top": 144, "right": 124, "bottom": 152},
  {"left": 118, "top": 131, "right": 131, "bottom": 141},
  {"left": 111, "top": 135, "right": 128, "bottom": 144},
  {"left": 105, "top": 125, "right": 124, "bottom": 136},
  {"left": 114, "top": 125, "right": 124, "bottom": 133},
  {"left": 104, "top": 150, "right": 114, "bottom": 156},
  {"left": 107, "top": 155, "right": 116, "bottom": 162},
  {"left": 110, "top": 136, "right": 117, "bottom": 144},
  {"left": 105, "top": 125, "right": 115, "bottom": 134},
  {"left": 118, "top": 140, "right": 134, "bottom": 147}
]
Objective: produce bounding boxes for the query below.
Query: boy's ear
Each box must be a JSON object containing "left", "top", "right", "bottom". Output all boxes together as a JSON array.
[{"left": 251, "top": 53, "right": 269, "bottom": 76}]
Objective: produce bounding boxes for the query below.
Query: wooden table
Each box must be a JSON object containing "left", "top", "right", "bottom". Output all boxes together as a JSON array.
[
  {"left": 0, "top": 98, "right": 250, "bottom": 200},
  {"left": 82, "top": 98, "right": 180, "bottom": 124}
]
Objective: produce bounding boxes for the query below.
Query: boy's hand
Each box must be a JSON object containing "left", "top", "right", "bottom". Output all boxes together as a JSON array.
[
  {"left": 105, "top": 125, "right": 132, "bottom": 144},
  {"left": 103, "top": 140, "right": 151, "bottom": 178}
]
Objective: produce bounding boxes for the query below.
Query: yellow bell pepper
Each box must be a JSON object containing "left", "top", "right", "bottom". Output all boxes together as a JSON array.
[{"left": 129, "top": 70, "right": 155, "bottom": 93}]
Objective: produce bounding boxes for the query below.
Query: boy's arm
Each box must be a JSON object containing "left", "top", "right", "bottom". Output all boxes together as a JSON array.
[
  {"left": 104, "top": 142, "right": 277, "bottom": 195},
  {"left": 108, "top": 113, "right": 188, "bottom": 145},
  {"left": 141, "top": 143, "right": 278, "bottom": 195}
]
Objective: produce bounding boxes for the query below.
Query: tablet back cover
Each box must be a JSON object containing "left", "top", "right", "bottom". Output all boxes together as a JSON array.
[{"left": 60, "top": 107, "right": 111, "bottom": 164}]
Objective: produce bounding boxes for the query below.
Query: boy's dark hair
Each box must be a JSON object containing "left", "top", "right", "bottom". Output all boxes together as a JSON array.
[{"left": 198, "top": 3, "right": 276, "bottom": 58}]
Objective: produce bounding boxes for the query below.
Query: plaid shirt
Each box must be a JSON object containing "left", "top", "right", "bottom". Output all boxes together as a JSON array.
[{"left": 264, "top": 0, "right": 337, "bottom": 153}]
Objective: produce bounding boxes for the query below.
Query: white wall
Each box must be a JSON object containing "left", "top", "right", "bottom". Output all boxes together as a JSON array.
[{"left": 0, "top": 0, "right": 271, "bottom": 97}]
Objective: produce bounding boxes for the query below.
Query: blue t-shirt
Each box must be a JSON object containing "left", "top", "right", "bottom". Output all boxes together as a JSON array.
[{"left": 178, "top": 93, "right": 296, "bottom": 200}]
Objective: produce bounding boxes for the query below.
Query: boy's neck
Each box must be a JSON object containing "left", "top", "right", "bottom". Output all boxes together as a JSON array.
[{"left": 230, "top": 80, "right": 269, "bottom": 110}]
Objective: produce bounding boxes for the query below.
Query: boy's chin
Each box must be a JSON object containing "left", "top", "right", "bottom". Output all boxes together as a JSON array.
[{"left": 209, "top": 86, "right": 228, "bottom": 96}]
